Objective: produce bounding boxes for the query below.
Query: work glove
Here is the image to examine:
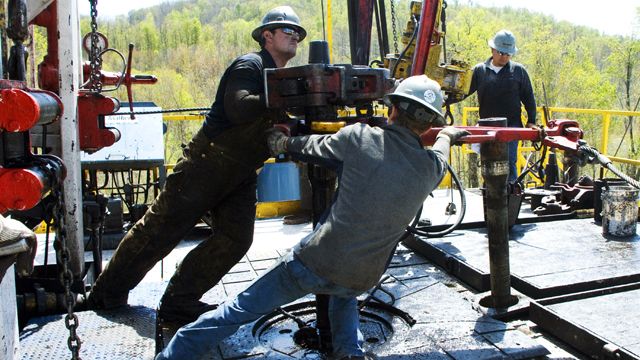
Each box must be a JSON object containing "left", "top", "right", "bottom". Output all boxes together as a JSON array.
[
  {"left": 0, "top": 215, "right": 37, "bottom": 279},
  {"left": 436, "top": 126, "right": 470, "bottom": 145},
  {"left": 266, "top": 126, "right": 289, "bottom": 157}
]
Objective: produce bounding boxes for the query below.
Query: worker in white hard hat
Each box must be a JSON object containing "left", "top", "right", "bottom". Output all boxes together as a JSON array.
[
  {"left": 88, "top": 6, "right": 307, "bottom": 326},
  {"left": 155, "top": 75, "right": 469, "bottom": 359},
  {"left": 464, "top": 29, "right": 538, "bottom": 183}
]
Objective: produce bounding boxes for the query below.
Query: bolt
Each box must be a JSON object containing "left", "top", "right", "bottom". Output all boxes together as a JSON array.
[{"left": 14, "top": 199, "right": 25, "bottom": 209}]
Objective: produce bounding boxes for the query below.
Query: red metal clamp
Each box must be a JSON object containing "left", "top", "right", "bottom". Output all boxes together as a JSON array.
[
  {"left": 77, "top": 93, "right": 122, "bottom": 153},
  {"left": 420, "top": 119, "right": 583, "bottom": 151}
]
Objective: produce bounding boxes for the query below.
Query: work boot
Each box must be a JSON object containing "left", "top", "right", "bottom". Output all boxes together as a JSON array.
[
  {"left": 85, "top": 290, "right": 129, "bottom": 310},
  {"left": 157, "top": 299, "right": 218, "bottom": 326},
  {"left": 338, "top": 353, "right": 378, "bottom": 360}
]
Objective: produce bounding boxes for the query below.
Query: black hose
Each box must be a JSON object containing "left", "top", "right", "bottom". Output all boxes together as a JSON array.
[
  {"left": 407, "top": 162, "right": 466, "bottom": 238},
  {"left": 514, "top": 144, "right": 547, "bottom": 184},
  {"left": 391, "top": 14, "right": 419, "bottom": 78}
]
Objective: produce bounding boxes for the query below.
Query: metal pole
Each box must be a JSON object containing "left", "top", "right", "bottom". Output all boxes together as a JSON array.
[
  {"left": 410, "top": 0, "right": 439, "bottom": 75},
  {"left": 479, "top": 117, "right": 516, "bottom": 308},
  {"left": 308, "top": 164, "right": 336, "bottom": 352},
  {"left": 57, "top": 0, "right": 84, "bottom": 278}
]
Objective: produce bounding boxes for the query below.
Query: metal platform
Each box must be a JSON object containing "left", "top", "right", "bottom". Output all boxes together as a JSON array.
[
  {"left": 530, "top": 282, "right": 640, "bottom": 360},
  {"left": 19, "top": 214, "right": 559, "bottom": 359},
  {"left": 405, "top": 216, "right": 640, "bottom": 299},
  {"left": 19, "top": 306, "right": 156, "bottom": 359}
]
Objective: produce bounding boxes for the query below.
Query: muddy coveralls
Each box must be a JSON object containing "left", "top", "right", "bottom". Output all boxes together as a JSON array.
[{"left": 88, "top": 49, "right": 278, "bottom": 321}]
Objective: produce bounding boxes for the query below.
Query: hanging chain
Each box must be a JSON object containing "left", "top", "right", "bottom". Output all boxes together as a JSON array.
[
  {"left": 390, "top": 0, "right": 398, "bottom": 54},
  {"left": 52, "top": 181, "right": 82, "bottom": 360},
  {"left": 88, "top": 0, "right": 102, "bottom": 93}
]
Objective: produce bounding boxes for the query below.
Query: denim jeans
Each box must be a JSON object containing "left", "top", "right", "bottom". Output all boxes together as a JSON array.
[
  {"left": 156, "top": 252, "right": 365, "bottom": 359},
  {"left": 508, "top": 140, "right": 519, "bottom": 183}
]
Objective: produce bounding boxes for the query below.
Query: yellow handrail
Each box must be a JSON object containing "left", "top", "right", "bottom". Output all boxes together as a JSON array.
[{"left": 162, "top": 106, "right": 640, "bottom": 182}]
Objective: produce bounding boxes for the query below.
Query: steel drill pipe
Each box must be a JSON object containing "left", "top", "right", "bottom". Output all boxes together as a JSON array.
[
  {"left": 480, "top": 139, "right": 514, "bottom": 307},
  {"left": 476, "top": 118, "right": 517, "bottom": 308}
]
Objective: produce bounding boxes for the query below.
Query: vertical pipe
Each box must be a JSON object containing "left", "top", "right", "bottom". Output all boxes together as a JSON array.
[
  {"left": 308, "top": 164, "right": 336, "bottom": 352},
  {"left": 410, "top": 0, "right": 439, "bottom": 75},
  {"left": 378, "top": 0, "right": 389, "bottom": 56},
  {"left": 57, "top": 0, "right": 84, "bottom": 278},
  {"left": 0, "top": 26, "right": 4, "bottom": 77},
  {"left": 601, "top": 113, "right": 611, "bottom": 156},
  {"left": 479, "top": 117, "right": 515, "bottom": 308},
  {"left": 327, "top": 0, "right": 333, "bottom": 63},
  {"left": 347, "top": 0, "right": 374, "bottom": 65}
]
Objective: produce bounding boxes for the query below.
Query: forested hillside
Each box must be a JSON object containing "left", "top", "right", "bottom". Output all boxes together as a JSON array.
[
  {"left": 58, "top": 0, "right": 639, "bottom": 165},
  {"left": 76, "top": 0, "right": 639, "bottom": 110}
]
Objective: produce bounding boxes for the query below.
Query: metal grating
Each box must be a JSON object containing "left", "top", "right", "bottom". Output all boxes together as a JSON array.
[{"left": 20, "top": 306, "right": 156, "bottom": 360}]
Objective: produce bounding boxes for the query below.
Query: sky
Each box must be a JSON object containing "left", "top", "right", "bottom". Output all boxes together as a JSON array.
[{"left": 79, "top": 0, "right": 639, "bottom": 37}]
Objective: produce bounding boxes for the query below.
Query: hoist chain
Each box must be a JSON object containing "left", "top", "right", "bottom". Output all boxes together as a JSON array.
[
  {"left": 390, "top": 0, "right": 398, "bottom": 54},
  {"left": 52, "top": 181, "right": 82, "bottom": 360},
  {"left": 88, "top": 0, "right": 102, "bottom": 93}
]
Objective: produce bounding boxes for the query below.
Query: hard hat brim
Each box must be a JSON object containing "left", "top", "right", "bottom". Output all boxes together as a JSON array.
[
  {"left": 252, "top": 22, "right": 307, "bottom": 43},
  {"left": 384, "top": 93, "right": 445, "bottom": 126},
  {"left": 488, "top": 39, "right": 517, "bottom": 55}
]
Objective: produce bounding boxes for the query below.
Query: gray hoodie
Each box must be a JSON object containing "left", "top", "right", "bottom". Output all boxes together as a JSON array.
[{"left": 287, "top": 123, "right": 448, "bottom": 292}]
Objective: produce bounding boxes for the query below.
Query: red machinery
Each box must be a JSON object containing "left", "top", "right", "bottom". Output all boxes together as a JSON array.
[
  {"left": 33, "top": 1, "right": 157, "bottom": 153},
  {"left": 0, "top": 0, "right": 66, "bottom": 215},
  {"left": 421, "top": 119, "right": 584, "bottom": 151},
  {"left": 0, "top": 80, "right": 65, "bottom": 213}
]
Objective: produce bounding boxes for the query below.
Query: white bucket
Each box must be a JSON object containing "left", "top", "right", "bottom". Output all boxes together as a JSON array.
[{"left": 601, "top": 186, "right": 639, "bottom": 237}]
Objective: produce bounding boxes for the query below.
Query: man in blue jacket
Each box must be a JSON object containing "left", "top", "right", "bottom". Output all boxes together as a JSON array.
[
  {"left": 155, "top": 75, "right": 469, "bottom": 360},
  {"left": 467, "top": 29, "right": 537, "bottom": 182}
]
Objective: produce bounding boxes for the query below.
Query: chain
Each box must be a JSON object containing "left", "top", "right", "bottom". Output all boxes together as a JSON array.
[
  {"left": 52, "top": 181, "right": 82, "bottom": 360},
  {"left": 390, "top": 0, "right": 398, "bottom": 54},
  {"left": 88, "top": 0, "right": 102, "bottom": 92},
  {"left": 104, "top": 106, "right": 211, "bottom": 116}
]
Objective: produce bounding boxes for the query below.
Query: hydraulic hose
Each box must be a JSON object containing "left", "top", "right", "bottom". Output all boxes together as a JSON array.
[
  {"left": 407, "top": 162, "right": 466, "bottom": 238},
  {"left": 514, "top": 144, "right": 547, "bottom": 185}
]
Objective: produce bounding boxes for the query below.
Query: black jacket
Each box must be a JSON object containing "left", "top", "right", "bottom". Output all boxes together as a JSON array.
[
  {"left": 203, "top": 48, "right": 277, "bottom": 138},
  {"left": 468, "top": 57, "right": 536, "bottom": 128}
]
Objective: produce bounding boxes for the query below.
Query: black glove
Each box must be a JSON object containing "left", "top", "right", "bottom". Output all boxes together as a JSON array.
[
  {"left": 266, "top": 127, "right": 289, "bottom": 157},
  {"left": 436, "top": 126, "right": 470, "bottom": 145}
]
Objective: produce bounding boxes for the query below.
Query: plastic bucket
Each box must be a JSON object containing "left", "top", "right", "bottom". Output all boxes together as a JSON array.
[
  {"left": 601, "top": 185, "right": 639, "bottom": 237},
  {"left": 257, "top": 161, "right": 301, "bottom": 202}
]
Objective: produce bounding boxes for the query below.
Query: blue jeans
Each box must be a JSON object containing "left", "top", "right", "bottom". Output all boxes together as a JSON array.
[
  {"left": 156, "top": 252, "right": 364, "bottom": 359},
  {"left": 508, "top": 140, "right": 519, "bottom": 183}
]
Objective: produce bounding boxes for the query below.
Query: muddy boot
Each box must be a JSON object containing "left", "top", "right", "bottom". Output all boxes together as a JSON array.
[
  {"left": 338, "top": 355, "right": 378, "bottom": 360},
  {"left": 86, "top": 287, "right": 129, "bottom": 310},
  {"left": 157, "top": 298, "right": 218, "bottom": 327}
]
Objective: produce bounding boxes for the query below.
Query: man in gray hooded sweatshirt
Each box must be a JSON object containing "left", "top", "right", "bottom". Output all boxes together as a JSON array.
[{"left": 156, "top": 75, "right": 469, "bottom": 360}]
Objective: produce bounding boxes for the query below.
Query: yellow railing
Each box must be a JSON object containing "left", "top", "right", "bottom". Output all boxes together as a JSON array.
[
  {"left": 162, "top": 114, "right": 205, "bottom": 172},
  {"left": 162, "top": 107, "right": 640, "bottom": 184}
]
